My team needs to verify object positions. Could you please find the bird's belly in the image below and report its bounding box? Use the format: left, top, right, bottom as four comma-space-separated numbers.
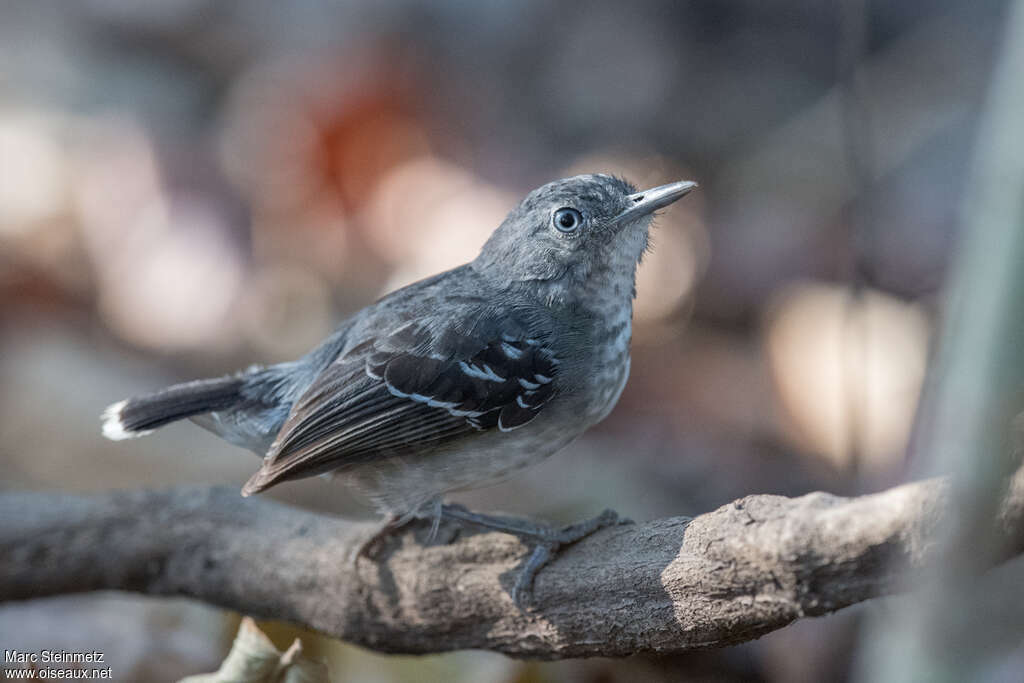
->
583, 354, 631, 423
340, 324, 634, 516
339, 416, 579, 515
577, 309, 633, 424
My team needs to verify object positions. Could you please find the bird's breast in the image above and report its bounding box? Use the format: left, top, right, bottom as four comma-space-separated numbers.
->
578, 307, 633, 423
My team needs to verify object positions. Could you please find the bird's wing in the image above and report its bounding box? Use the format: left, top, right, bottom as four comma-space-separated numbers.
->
241, 314, 559, 495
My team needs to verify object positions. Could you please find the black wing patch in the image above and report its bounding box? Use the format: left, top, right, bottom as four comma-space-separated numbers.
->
241, 322, 558, 495
374, 333, 557, 432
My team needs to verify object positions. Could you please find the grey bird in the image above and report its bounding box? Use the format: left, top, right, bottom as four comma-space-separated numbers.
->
102, 173, 697, 605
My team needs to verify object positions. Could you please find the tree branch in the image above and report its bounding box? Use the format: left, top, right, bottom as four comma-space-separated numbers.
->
2, 473, 1023, 659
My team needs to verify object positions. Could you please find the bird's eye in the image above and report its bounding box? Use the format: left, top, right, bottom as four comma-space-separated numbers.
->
552, 207, 583, 233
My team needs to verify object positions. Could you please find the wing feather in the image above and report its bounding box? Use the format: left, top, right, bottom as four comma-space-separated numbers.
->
241, 315, 559, 495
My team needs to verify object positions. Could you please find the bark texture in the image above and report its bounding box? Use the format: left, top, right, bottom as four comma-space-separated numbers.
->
2, 473, 1023, 658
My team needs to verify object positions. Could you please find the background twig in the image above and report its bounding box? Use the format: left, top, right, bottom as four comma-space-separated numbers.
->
858, 0, 1024, 679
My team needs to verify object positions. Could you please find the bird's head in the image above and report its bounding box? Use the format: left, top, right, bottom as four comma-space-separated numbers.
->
473, 174, 697, 306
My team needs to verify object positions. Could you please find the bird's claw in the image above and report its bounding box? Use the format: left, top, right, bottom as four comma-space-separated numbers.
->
351, 515, 407, 566
510, 508, 632, 609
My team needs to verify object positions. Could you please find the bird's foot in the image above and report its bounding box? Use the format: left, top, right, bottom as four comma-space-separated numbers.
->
351, 514, 409, 566
440, 504, 632, 609
353, 500, 454, 565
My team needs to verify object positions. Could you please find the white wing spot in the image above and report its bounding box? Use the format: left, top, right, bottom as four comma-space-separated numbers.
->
500, 342, 523, 359
413, 393, 458, 409
498, 414, 526, 432
459, 361, 506, 382
516, 394, 542, 409
449, 408, 484, 417
387, 384, 472, 413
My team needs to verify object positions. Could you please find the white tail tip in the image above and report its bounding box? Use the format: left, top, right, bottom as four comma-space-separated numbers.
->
101, 400, 152, 441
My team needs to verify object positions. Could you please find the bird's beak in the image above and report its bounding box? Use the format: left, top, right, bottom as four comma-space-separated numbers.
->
614, 180, 698, 227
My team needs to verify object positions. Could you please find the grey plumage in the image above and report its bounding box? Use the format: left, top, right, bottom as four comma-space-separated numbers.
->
102, 173, 696, 538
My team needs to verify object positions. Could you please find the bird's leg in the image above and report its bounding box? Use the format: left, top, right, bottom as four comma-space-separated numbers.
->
440, 503, 631, 608
353, 499, 448, 565
352, 513, 409, 565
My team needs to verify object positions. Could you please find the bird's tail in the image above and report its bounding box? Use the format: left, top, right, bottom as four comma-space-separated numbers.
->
101, 376, 246, 441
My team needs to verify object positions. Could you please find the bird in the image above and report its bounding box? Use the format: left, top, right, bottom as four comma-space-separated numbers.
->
101, 173, 697, 606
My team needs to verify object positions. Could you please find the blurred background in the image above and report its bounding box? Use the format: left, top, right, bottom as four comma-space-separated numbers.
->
0, 0, 1016, 680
